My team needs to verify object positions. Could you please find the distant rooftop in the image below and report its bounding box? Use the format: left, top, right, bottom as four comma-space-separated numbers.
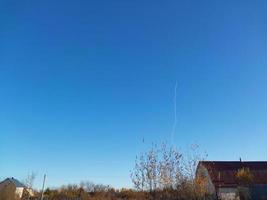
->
1, 177, 26, 188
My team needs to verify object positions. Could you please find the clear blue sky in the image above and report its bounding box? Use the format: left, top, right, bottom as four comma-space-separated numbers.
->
1, 0, 267, 189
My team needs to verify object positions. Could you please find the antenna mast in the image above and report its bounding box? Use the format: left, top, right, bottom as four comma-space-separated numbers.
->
40, 174, 46, 200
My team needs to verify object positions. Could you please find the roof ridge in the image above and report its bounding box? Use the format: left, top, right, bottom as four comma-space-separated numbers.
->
4, 177, 26, 188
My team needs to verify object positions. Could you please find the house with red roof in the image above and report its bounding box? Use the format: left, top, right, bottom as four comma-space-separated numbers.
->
196, 161, 267, 200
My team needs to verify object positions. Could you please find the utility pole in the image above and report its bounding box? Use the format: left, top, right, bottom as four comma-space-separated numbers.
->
40, 174, 46, 200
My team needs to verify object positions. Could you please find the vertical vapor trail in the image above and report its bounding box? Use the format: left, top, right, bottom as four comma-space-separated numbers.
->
171, 81, 178, 144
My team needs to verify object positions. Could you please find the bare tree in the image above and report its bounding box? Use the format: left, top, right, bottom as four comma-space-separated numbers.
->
24, 172, 36, 190
131, 144, 160, 193
21, 171, 36, 200
159, 144, 182, 189
131, 143, 208, 200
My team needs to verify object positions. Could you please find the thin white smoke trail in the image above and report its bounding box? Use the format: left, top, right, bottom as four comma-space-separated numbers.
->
171, 81, 178, 144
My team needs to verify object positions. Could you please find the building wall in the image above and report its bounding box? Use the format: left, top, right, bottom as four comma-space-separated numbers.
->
249, 185, 267, 200
218, 188, 239, 200
0, 182, 17, 198
196, 165, 240, 200
15, 187, 25, 198
0, 181, 25, 199
196, 164, 216, 195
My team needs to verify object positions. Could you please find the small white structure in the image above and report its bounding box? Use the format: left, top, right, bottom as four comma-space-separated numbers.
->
0, 177, 30, 198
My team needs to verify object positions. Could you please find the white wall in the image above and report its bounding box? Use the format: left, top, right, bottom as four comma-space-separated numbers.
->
15, 187, 24, 198
218, 188, 239, 200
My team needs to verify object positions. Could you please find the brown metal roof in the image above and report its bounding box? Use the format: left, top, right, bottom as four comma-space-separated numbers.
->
198, 161, 267, 188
